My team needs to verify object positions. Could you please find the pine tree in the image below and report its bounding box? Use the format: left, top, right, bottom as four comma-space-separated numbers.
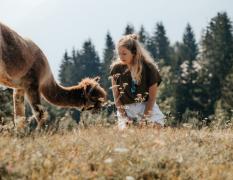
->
59, 50, 73, 86
123, 24, 135, 35
154, 22, 171, 66
216, 67, 233, 120
79, 39, 101, 78
174, 24, 200, 120
145, 35, 157, 59
150, 23, 174, 120
138, 25, 148, 45
182, 24, 198, 61
70, 50, 83, 84
201, 12, 233, 115
59, 40, 101, 85
102, 32, 115, 100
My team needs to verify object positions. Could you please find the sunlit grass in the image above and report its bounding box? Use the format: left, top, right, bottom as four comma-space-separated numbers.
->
0, 113, 233, 179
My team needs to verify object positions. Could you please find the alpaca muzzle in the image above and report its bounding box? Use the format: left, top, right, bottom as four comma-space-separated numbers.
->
81, 97, 105, 112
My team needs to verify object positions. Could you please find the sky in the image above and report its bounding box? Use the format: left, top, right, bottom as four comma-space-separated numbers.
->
0, 0, 233, 80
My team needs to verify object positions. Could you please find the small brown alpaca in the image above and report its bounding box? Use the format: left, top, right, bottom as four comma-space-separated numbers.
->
0, 22, 106, 129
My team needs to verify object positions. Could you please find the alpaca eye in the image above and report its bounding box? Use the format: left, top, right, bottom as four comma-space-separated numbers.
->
92, 97, 98, 101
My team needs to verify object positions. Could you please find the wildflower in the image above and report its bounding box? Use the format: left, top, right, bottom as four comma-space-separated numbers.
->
123, 83, 128, 88
114, 147, 129, 153
104, 158, 113, 164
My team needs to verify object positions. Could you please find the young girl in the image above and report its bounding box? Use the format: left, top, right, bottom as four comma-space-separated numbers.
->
110, 34, 165, 129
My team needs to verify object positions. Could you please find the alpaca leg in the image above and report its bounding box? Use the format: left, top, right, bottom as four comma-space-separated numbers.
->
13, 89, 26, 129
26, 89, 48, 129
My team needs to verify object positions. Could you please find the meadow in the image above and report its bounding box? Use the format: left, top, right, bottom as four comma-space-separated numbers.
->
0, 113, 233, 180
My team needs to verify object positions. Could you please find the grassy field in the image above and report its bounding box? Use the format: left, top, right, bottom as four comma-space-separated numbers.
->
0, 119, 233, 180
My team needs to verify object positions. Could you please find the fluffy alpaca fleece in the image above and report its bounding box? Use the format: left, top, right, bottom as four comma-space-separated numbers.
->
0, 22, 106, 129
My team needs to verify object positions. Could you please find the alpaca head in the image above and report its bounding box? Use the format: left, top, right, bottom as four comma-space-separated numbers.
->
79, 77, 107, 112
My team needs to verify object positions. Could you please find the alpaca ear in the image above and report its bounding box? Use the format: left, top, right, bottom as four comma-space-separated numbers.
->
94, 76, 100, 82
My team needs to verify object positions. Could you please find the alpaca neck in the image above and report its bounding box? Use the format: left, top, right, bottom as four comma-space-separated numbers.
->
41, 78, 85, 108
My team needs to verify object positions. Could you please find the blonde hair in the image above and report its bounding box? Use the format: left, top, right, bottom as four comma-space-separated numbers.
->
111, 33, 158, 84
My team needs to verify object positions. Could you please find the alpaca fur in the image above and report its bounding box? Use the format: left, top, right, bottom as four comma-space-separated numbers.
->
0, 22, 106, 129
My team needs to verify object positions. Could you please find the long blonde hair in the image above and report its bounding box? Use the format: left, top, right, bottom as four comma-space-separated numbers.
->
111, 34, 158, 84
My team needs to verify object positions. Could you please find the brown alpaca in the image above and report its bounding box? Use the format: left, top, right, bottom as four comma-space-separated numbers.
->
0, 22, 106, 129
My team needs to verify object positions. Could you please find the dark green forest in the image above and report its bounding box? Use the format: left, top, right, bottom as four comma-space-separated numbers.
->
1, 12, 232, 126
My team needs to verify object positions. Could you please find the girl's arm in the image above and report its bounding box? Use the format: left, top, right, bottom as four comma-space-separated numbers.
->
143, 83, 158, 119
111, 78, 126, 117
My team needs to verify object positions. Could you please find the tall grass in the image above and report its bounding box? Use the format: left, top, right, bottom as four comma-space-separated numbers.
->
0, 112, 232, 179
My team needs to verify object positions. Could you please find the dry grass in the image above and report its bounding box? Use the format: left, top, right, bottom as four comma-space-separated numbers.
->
0, 122, 233, 179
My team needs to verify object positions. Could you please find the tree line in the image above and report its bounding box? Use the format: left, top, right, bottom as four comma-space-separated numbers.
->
1, 12, 232, 125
